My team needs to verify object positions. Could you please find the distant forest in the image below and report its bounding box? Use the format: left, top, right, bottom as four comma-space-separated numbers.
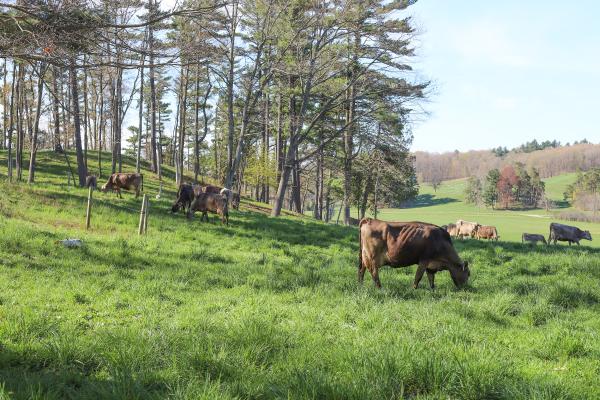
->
415, 141, 600, 185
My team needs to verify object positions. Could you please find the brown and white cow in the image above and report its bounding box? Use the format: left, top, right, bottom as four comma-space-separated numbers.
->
219, 188, 241, 210
475, 225, 499, 241
548, 222, 592, 246
456, 219, 480, 239
522, 233, 547, 245
101, 173, 143, 198
358, 219, 470, 289
187, 192, 229, 225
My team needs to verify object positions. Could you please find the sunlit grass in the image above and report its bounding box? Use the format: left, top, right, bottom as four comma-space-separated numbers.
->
0, 150, 599, 399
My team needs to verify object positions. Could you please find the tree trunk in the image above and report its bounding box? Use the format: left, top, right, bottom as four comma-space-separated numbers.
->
176, 65, 189, 186
15, 64, 24, 181
70, 62, 87, 186
271, 135, 297, 217
7, 61, 16, 181
148, 0, 159, 175
1, 60, 6, 150
136, 51, 145, 173
27, 62, 46, 183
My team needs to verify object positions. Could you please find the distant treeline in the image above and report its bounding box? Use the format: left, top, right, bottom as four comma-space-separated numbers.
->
416, 142, 600, 184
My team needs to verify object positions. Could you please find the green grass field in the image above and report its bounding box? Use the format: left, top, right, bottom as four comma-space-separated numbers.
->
371, 175, 600, 247
1, 150, 600, 399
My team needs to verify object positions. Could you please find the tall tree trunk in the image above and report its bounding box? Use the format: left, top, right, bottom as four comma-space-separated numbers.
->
225, 5, 237, 175
70, 61, 87, 187
98, 70, 104, 177
83, 59, 89, 170
176, 65, 189, 186
148, 0, 159, 175
193, 62, 200, 182
261, 91, 268, 202
52, 67, 61, 150
28, 62, 46, 183
136, 51, 145, 173
7, 61, 16, 181
15, 64, 24, 181
1, 60, 6, 150
276, 90, 283, 183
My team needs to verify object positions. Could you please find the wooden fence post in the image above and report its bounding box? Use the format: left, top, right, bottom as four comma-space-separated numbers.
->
138, 194, 148, 235
143, 196, 149, 234
85, 186, 93, 230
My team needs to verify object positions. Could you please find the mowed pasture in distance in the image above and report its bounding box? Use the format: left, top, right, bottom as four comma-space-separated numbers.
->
373, 175, 600, 247
1, 150, 600, 399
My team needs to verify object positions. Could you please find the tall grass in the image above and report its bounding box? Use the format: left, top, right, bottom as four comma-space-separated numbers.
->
0, 151, 599, 399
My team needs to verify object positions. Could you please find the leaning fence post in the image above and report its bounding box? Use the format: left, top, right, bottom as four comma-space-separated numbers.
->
85, 186, 93, 230
143, 196, 149, 234
138, 194, 148, 235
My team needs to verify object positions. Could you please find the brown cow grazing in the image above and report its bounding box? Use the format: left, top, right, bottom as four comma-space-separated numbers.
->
187, 192, 229, 225
202, 184, 222, 194
171, 183, 195, 213
475, 225, 499, 241
522, 233, 547, 245
358, 219, 470, 289
548, 222, 592, 246
219, 188, 241, 210
101, 173, 143, 198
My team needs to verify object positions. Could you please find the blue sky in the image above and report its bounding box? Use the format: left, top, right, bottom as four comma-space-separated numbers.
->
407, 1, 600, 152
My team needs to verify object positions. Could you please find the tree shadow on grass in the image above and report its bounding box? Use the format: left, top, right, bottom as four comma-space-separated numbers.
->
400, 194, 459, 209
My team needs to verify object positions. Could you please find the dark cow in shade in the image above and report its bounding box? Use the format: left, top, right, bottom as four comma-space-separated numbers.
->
171, 183, 195, 213
548, 222, 592, 245
187, 192, 229, 225
522, 233, 547, 245
101, 173, 143, 198
358, 218, 470, 289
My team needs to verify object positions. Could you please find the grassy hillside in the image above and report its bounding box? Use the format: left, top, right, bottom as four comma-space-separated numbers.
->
372, 174, 600, 247
1, 151, 600, 399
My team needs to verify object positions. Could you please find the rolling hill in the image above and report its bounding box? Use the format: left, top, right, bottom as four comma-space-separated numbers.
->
0, 150, 600, 399
372, 174, 600, 247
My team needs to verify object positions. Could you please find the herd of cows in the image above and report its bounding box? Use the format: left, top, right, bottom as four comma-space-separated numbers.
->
95, 173, 594, 290
93, 172, 239, 225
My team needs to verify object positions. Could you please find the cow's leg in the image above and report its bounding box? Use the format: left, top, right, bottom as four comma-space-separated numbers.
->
135, 186, 140, 198
576, 240, 580, 246
369, 267, 382, 289
358, 263, 366, 284
117, 189, 123, 199
427, 270, 436, 290
413, 263, 426, 289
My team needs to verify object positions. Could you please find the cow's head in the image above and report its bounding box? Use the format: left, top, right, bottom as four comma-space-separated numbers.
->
581, 230, 592, 241
171, 202, 181, 213
449, 261, 470, 287
471, 224, 481, 238
100, 182, 111, 192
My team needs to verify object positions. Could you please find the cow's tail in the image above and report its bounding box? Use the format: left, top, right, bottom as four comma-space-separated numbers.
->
358, 218, 368, 271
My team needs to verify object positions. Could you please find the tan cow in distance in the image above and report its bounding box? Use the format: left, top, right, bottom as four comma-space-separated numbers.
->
101, 173, 143, 198
358, 219, 470, 289
456, 219, 480, 239
475, 225, 499, 241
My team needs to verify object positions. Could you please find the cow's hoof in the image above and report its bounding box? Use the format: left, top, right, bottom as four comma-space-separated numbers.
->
413, 284, 418, 289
